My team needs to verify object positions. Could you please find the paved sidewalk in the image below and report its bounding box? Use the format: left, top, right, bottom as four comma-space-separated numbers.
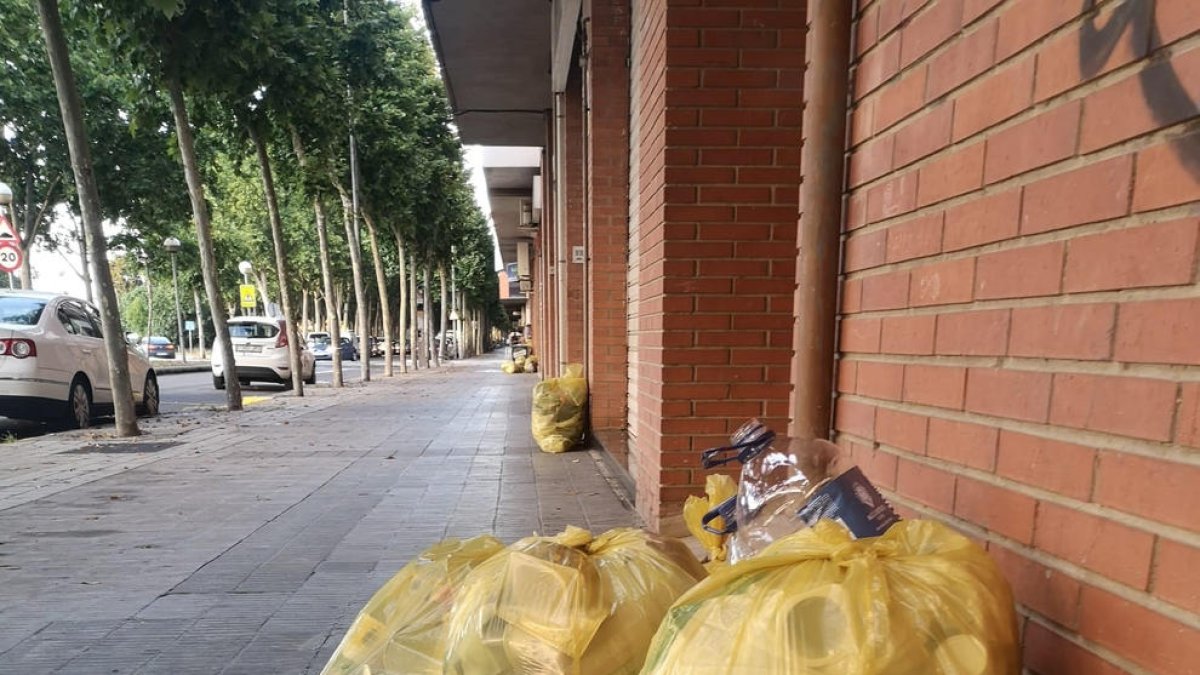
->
0, 352, 639, 674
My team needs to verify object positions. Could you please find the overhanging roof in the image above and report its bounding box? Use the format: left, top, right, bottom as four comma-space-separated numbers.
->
423, 0, 552, 147
482, 147, 540, 266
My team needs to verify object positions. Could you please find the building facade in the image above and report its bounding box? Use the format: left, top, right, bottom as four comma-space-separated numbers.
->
424, 0, 1200, 671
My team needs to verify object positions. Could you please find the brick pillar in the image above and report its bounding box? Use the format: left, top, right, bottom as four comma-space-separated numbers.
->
586, 0, 631, 463
563, 72, 587, 367
543, 116, 560, 377
629, 0, 805, 532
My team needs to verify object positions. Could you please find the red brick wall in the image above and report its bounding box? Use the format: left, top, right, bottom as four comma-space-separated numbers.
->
836, 0, 1200, 671
586, 0, 632, 453
629, 0, 668, 519
629, 0, 805, 532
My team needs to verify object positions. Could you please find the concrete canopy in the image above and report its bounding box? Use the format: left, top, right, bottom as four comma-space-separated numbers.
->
422, 0, 552, 147
481, 147, 541, 267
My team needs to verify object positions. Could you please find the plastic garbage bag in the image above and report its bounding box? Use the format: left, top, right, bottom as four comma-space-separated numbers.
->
445, 526, 706, 675
320, 535, 505, 675
683, 473, 738, 565
531, 363, 587, 453
641, 520, 1020, 675
502, 361, 518, 374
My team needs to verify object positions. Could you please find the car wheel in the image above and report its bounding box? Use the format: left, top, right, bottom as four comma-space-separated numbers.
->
66, 378, 92, 429
213, 374, 225, 390
305, 367, 317, 385
141, 373, 160, 417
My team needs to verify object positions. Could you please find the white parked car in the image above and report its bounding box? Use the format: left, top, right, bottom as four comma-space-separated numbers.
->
212, 317, 316, 389
0, 291, 158, 428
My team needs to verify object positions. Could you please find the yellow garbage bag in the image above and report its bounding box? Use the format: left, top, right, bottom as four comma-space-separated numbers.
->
683, 473, 737, 564
531, 363, 587, 453
320, 535, 505, 675
445, 526, 706, 675
501, 361, 517, 374
641, 520, 1020, 675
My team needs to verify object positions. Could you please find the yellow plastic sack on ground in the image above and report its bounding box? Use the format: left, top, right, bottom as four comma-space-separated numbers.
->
683, 473, 737, 565
445, 526, 706, 675
531, 363, 587, 453
321, 535, 505, 675
642, 520, 1020, 675
502, 361, 518, 374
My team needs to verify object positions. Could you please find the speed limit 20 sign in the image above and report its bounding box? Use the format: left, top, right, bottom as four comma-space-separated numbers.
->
0, 242, 22, 274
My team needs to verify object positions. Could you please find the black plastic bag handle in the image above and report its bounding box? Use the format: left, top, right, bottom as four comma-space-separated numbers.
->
700, 430, 776, 469
701, 495, 738, 535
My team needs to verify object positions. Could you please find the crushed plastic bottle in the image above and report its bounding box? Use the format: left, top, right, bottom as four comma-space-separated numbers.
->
701, 419, 899, 563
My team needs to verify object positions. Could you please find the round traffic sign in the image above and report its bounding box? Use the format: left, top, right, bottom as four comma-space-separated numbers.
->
0, 241, 23, 274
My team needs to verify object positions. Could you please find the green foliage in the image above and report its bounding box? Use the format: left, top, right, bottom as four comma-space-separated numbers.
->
22, 0, 504, 337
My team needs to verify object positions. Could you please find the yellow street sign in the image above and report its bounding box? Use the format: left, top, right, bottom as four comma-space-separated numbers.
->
239, 284, 257, 309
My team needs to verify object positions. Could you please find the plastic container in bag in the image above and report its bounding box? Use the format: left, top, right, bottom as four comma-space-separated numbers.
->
641, 520, 1021, 675
701, 420, 898, 562
320, 535, 506, 675
444, 526, 705, 675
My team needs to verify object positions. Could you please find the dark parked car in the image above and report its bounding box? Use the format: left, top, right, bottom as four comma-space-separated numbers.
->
339, 337, 359, 361
140, 336, 177, 359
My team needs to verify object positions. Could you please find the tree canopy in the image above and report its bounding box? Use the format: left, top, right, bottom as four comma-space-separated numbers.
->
5, 0, 501, 347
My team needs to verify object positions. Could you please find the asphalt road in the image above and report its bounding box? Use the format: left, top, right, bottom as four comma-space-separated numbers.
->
0, 357, 403, 437
159, 357, 394, 413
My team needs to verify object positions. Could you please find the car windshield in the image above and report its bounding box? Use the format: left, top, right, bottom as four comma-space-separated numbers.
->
0, 297, 47, 326
147, 337, 170, 345
309, 334, 331, 345
228, 323, 279, 339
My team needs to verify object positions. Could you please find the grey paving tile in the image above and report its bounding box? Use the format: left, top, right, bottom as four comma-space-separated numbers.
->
0, 353, 639, 673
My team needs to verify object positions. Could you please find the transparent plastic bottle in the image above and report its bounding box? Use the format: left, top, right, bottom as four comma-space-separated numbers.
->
703, 419, 899, 563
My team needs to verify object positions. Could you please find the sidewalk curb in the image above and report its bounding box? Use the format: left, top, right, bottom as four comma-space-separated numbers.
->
153, 364, 211, 374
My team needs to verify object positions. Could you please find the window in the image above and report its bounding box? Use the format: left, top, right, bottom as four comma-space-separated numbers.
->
61, 302, 101, 339
0, 297, 47, 326
83, 304, 104, 338
228, 322, 279, 339
57, 307, 79, 335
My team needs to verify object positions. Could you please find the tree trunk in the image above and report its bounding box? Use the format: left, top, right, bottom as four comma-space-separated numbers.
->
333, 183, 370, 382
301, 291, 309, 334
316, 200, 343, 387
362, 211, 393, 377
36, 0, 141, 434
395, 233, 408, 374
17, 173, 57, 290
409, 251, 419, 371
19, 250, 32, 290
72, 213, 93, 303
255, 270, 272, 315
164, 73, 241, 409
438, 264, 449, 361
424, 265, 436, 368
249, 124, 303, 395
144, 266, 153, 342
290, 129, 341, 387
193, 288, 206, 358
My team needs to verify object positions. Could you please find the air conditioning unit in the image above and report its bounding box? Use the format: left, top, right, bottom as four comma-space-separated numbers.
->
531, 177, 542, 225
517, 241, 531, 278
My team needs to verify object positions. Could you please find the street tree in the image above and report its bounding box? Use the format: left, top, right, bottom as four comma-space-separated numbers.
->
34, 0, 139, 434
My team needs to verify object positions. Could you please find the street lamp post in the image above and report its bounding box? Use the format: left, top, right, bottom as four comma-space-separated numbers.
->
238, 260, 254, 316
0, 182, 14, 289
163, 237, 186, 363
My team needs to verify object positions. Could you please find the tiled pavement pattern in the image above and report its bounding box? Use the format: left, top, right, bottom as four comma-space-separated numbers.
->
0, 352, 639, 674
